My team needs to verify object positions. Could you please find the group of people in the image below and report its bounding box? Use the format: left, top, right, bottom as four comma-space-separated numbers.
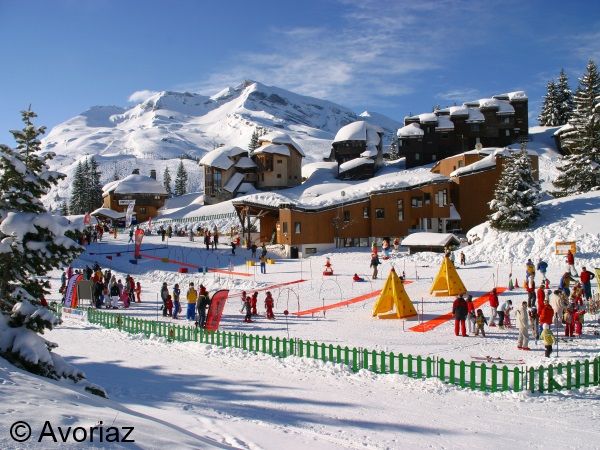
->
452, 252, 596, 358
61, 263, 141, 309
240, 291, 275, 322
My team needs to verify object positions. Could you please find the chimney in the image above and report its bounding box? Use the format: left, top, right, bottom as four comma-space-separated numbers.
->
150, 169, 157, 180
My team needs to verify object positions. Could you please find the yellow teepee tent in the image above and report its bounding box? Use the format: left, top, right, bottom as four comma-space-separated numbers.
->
372, 268, 417, 319
430, 256, 466, 297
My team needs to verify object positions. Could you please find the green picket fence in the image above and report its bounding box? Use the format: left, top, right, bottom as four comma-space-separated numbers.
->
79, 307, 600, 394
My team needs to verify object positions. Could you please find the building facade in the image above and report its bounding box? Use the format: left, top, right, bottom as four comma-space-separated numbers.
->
397, 91, 529, 168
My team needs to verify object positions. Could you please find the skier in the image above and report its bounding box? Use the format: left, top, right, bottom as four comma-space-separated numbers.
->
497, 300, 512, 330
536, 285, 546, 313
563, 305, 575, 337
166, 295, 173, 317
460, 251, 466, 266
579, 266, 596, 301
539, 299, 554, 329
251, 291, 259, 316
160, 282, 169, 317
515, 301, 530, 350
260, 254, 267, 274
264, 291, 275, 319
197, 289, 210, 327
489, 287, 499, 327
172, 283, 181, 319
109, 277, 120, 309
241, 291, 252, 323
559, 272, 576, 297
186, 282, 197, 321
526, 276, 536, 307
474, 309, 487, 337
135, 281, 142, 303
128, 228, 134, 243
466, 295, 476, 334
566, 249, 576, 276
452, 293, 468, 337
525, 258, 535, 281
529, 305, 540, 341
370, 253, 380, 280
550, 289, 567, 327
536, 258, 548, 281
573, 307, 585, 336
540, 324, 555, 357
231, 239, 236, 255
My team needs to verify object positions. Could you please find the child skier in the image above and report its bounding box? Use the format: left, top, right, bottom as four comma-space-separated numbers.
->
166, 295, 173, 317
251, 291, 258, 316
466, 295, 476, 335
186, 282, 197, 321
265, 291, 275, 319
135, 281, 142, 303
474, 309, 487, 337
573, 307, 585, 336
540, 324, 555, 357
241, 292, 252, 323
172, 283, 181, 319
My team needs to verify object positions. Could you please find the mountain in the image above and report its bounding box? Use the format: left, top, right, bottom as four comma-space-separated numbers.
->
41, 81, 401, 209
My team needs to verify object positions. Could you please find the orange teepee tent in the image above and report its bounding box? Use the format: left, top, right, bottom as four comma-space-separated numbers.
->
372, 268, 417, 319
430, 256, 466, 297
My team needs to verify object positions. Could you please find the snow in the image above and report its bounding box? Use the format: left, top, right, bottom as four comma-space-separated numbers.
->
435, 115, 455, 130
91, 207, 126, 219
360, 148, 378, 158
338, 157, 374, 173
450, 152, 497, 177
332, 121, 383, 146
397, 123, 424, 137
258, 131, 306, 157
401, 232, 458, 247
223, 172, 245, 193
417, 112, 438, 123
199, 146, 243, 170
102, 174, 167, 196
234, 156, 257, 169
253, 143, 290, 156
466, 107, 485, 123
449, 105, 469, 116
495, 91, 528, 101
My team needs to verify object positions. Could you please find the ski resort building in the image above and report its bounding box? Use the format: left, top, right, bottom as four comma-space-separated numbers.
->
432, 148, 539, 231
232, 171, 456, 257
200, 146, 257, 205
397, 91, 529, 168
102, 172, 169, 223
254, 132, 304, 189
327, 121, 384, 180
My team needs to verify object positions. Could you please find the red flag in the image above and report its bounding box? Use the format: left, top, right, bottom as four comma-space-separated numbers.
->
83, 212, 91, 225
134, 228, 145, 258
204, 290, 230, 331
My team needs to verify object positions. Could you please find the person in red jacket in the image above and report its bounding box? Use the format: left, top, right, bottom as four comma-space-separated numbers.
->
264, 291, 275, 319
452, 293, 468, 337
536, 286, 546, 313
539, 300, 554, 327
466, 295, 476, 334
251, 291, 258, 316
566, 250, 576, 276
489, 288, 499, 327
580, 266, 596, 301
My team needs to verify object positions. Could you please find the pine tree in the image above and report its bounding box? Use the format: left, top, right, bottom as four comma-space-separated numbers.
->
556, 69, 574, 125
88, 157, 103, 212
163, 167, 173, 197
0, 109, 91, 383
69, 161, 86, 214
174, 160, 188, 196
81, 158, 91, 212
60, 200, 69, 216
248, 129, 260, 152
538, 80, 560, 126
554, 60, 600, 196
488, 146, 541, 231
387, 138, 400, 159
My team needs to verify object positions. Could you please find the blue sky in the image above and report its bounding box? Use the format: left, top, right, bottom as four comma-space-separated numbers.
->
1, 0, 599, 142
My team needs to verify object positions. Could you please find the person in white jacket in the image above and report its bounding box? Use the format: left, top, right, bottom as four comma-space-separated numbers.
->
515, 301, 530, 350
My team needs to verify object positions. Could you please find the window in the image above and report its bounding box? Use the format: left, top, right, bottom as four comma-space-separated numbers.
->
411, 197, 423, 208
505, 129, 510, 136
431, 154, 436, 161
294, 222, 301, 233
139, 207, 147, 214
436, 189, 448, 206
276, 174, 282, 178
397, 199, 404, 221
502, 117, 511, 124
305, 247, 317, 255
363, 207, 369, 218
214, 171, 222, 187
458, 160, 464, 168
282, 222, 288, 234
471, 124, 480, 132
343, 210, 350, 222
414, 153, 420, 161
424, 192, 431, 205
375, 208, 385, 219
277, 159, 283, 164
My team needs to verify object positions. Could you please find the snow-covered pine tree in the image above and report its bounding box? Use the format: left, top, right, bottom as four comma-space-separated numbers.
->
174, 160, 188, 196
553, 59, 600, 196
163, 166, 173, 197
88, 156, 103, 212
488, 146, 541, 231
81, 158, 91, 212
538, 80, 560, 126
69, 161, 85, 214
60, 200, 69, 216
0, 109, 97, 387
387, 138, 400, 160
556, 69, 574, 125
248, 128, 260, 152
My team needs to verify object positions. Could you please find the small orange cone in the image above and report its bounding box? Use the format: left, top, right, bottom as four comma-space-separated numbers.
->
514, 278, 519, 288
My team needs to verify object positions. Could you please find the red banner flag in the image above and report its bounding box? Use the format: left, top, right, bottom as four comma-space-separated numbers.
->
83, 212, 91, 225
204, 290, 230, 331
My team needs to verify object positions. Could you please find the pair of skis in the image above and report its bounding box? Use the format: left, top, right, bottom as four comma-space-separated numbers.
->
471, 355, 526, 365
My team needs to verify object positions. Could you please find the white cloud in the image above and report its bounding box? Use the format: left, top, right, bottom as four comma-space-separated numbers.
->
128, 90, 159, 103
436, 89, 481, 103
178, 0, 488, 109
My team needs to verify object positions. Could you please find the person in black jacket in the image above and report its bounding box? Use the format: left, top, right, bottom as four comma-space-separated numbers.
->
452, 293, 468, 337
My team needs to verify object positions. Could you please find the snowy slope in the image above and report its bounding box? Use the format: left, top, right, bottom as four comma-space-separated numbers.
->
40, 81, 400, 210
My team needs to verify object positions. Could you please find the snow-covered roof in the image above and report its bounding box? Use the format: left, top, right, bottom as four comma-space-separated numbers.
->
258, 132, 305, 157
234, 156, 257, 169
465, 108, 485, 123
91, 207, 126, 219
494, 91, 528, 101
339, 157, 374, 173
449, 147, 537, 177
397, 123, 424, 138
360, 148, 378, 158
254, 143, 290, 157
237, 182, 255, 194
223, 172, 245, 193
418, 113, 438, 123
333, 121, 383, 146
435, 115, 454, 131
478, 98, 501, 109
449, 105, 469, 117
200, 145, 247, 170
401, 232, 459, 247
102, 174, 167, 196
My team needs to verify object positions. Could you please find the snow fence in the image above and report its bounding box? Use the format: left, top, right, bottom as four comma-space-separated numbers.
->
70, 307, 600, 395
